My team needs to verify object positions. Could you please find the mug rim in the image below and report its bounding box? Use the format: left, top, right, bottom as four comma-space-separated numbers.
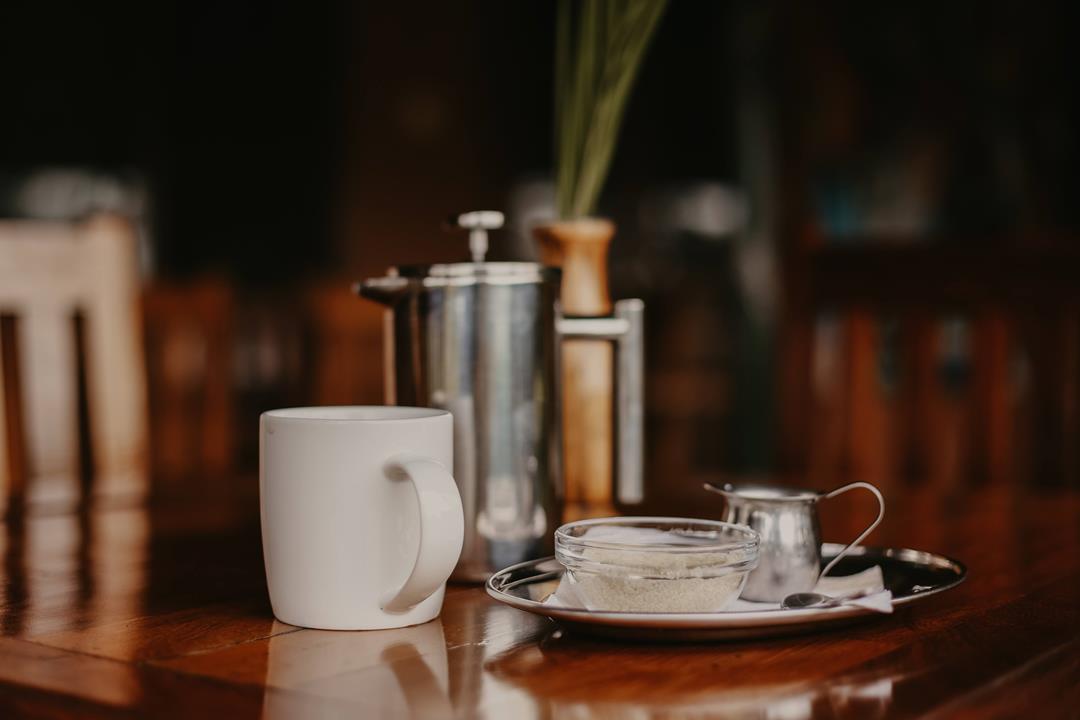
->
262, 406, 449, 423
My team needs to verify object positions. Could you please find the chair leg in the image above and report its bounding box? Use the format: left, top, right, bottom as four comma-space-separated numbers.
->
73, 312, 96, 502
1, 315, 29, 515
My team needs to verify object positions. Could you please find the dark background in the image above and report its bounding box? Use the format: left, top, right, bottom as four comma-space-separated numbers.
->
5, 1, 1076, 269
1, 1, 746, 277
2, 0, 1078, 500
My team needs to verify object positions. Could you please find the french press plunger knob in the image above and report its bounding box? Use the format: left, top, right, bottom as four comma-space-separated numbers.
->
447, 210, 504, 263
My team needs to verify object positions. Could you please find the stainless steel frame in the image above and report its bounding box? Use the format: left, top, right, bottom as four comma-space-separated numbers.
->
558, 299, 645, 505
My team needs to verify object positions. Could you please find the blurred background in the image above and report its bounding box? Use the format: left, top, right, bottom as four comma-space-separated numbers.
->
1, 0, 1078, 514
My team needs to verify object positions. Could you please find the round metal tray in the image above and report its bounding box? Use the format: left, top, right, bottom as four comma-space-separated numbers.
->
485, 543, 966, 641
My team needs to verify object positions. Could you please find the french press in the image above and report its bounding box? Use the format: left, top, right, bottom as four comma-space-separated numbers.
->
356, 211, 644, 581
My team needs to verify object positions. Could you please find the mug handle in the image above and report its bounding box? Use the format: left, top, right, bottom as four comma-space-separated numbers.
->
818, 481, 886, 580
381, 455, 464, 612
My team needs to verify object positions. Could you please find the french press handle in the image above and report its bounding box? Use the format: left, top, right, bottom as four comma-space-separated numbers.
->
557, 299, 645, 504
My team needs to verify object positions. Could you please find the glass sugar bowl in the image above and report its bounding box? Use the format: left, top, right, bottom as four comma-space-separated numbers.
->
554, 517, 760, 613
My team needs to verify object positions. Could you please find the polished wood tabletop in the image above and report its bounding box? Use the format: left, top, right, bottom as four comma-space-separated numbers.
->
0, 479, 1077, 719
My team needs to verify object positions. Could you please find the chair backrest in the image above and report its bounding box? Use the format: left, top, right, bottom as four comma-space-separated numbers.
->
778, 245, 1080, 491
142, 280, 380, 477
142, 278, 234, 482
0, 214, 147, 510
305, 282, 385, 407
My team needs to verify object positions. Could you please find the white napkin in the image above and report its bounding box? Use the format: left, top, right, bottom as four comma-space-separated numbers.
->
729, 566, 893, 614
543, 565, 892, 614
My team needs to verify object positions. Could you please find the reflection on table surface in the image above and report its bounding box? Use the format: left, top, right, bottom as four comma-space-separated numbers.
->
0, 482, 1077, 718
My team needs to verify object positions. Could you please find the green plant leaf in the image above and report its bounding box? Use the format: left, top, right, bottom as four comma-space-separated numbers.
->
554, 0, 669, 219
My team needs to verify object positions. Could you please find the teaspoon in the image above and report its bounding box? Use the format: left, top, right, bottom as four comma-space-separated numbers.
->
780, 588, 874, 610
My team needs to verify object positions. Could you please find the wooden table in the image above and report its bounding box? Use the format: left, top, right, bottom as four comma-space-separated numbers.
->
0, 480, 1077, 718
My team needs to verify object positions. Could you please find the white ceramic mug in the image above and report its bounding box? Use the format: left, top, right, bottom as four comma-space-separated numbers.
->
260, 406, 464, 630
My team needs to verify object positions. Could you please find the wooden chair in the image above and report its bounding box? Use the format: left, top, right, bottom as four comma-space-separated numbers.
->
778, 243, 1080, 491
305, 281, 385, 407
142, 278, 234, 483
144, 281, 378, 477
0, 214, 147, 512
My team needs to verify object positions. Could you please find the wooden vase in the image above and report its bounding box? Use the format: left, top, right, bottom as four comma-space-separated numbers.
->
533, 218, 616, 518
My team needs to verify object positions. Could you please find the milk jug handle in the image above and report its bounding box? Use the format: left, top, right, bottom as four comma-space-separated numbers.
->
818, 481, 886, 581
557, 299, 645, 505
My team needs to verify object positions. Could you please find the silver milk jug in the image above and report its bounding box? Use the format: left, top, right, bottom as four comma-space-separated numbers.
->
705, 480, 885, 602
356, 211, 645, 581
